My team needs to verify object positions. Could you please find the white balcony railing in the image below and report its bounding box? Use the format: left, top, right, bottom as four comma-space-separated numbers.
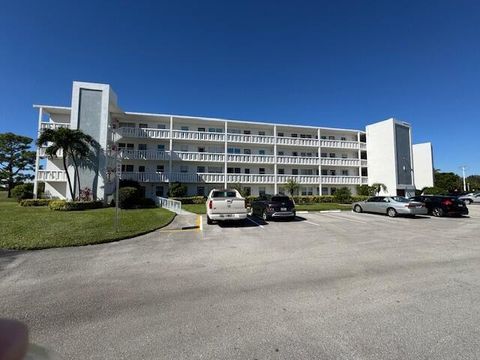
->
156, 197, 182, 212
40, 122, 70, 130
120, 172, 169, 182
277, 175, 320, 184
321, 175, 362, 185
117, 127, 170, 139
37, 170, 67, 182
276, 137, 319, 147
277, 156, 319, 165
227, 133, 275, 145
320, 139, 359, 149
227, 154, 275, 164
226, 174, 275, 183
38, 147, 64, 158
173, 151, 224, 162
321, 158, 361, 167
121, 149, 169, 160
172, 130, 225, 142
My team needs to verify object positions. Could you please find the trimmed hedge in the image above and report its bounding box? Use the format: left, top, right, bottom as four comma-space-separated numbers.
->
48, 200, 104, 211
11, 184, 34, 201
118, 187, 140, 209
20, 199, 52, 207
170, 196, 206, 204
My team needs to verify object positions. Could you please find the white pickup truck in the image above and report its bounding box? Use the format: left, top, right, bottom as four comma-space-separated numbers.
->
206, 189, 248, 225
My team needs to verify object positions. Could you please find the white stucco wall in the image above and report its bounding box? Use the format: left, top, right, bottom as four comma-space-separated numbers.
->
413, 142, 434, 189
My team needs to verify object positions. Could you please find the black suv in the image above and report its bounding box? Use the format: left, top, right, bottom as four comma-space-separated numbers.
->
250, 194, 296, 221
409, 195, 468, 217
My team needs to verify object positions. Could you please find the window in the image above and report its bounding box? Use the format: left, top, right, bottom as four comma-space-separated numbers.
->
180, 145, 188, 152
180, 166, 188, 173
157, 124, 166, 129
301, 187, 314, 196
227, 167, 240, 174
119, 122, 135, 128
126, 143, 134, 149
321, 152, 327, 158
306, 152, 312, 157
259, 149, 266, 155
157, 144, 165, 151
322, 187, 329, 195
300, 152, 306, 157
329, 153, 336, 158
278, 151, 284, 156
198, 127, 206, 132
208, 166, 223, 173
209, 127, 223, 133
320, 135, 327, 139
291, 133, 298, 137
258, 131, 265, 136
118, 143, 126, 149
259, 168, 265, 174
156, 165, 164, 172
244, 130, 251, 134
138, 166, 145, 173
197, 166, 205, 173
234, 168, 241, 173
278, 168, 285, 174
259, 187, 266, 196
292, 169, 298, 175
300, 169, 313, 175
292, 152, 298, 157
341, 153, 348, 159
342, 170, 349, 176
328, 136, 335, 140
229, 128, 241, 134
227, 147, 241, 154
244, 149, 251, 154
277, 132, 284, 137
244, 168, 250, 174
321, 169, 328, 175
121, 164, 134, 172
181, 126, 189, 131
156, 186, 164, 197
330, 170, 336, 176
341, 136, 346, 141
139, 124, 148, 128
138, 144, 147, 151
330, 187, 337, 195
197, 186, 205, 196
198, 147, 205, 153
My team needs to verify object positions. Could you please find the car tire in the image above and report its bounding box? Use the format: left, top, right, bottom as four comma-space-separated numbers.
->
247, 207, 253, 216
432, 207, 444, 217
262, 210, 269, 221
387, 208, 397, 217
207, 216, 213, 225
466, 199, 473, 204
353, 205, 363, 213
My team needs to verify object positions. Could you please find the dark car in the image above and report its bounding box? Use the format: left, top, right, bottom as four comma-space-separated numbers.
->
250, 194, 296, 221
409, 195, 469, 217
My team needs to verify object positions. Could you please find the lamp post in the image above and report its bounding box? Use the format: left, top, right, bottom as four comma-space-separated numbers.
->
460, 165, 467, 192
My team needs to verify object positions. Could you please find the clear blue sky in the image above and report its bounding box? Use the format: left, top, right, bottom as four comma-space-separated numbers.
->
0, 0, 478, 175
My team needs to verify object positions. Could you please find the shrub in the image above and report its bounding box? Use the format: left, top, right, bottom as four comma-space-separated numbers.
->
136, 197, 157, 208
11, 183, 34, 201
48, 200, 104, 211
421, 186, 446, 195
351, 195, 369, 202
334, 187, 352, 203
20, 199, 52, 207
170, 196, 205, 204
168, 182, 187, 197
118, 187, 140, 209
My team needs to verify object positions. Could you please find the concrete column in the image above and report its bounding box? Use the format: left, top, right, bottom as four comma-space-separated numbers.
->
318, 128, 322, 196
224, 121, 228, 188
357, 131, 362, 191
33, 107, 43, 199
168, 116, 173, 189
273, 125, 277, 194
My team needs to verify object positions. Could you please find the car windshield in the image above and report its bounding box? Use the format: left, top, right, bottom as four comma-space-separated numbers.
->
212, 191, 236, 198
391, 196, 409, 203
271, 196, 290, 202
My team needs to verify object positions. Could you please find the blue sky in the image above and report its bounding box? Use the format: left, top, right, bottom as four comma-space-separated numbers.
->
0, 0, 478, 175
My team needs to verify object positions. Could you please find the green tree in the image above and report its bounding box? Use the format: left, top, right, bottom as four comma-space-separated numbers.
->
36, 128, 94, 199
372, 183, 387, 195
285, 179, 299, 196
0, 132, 36, 197
334, 187, 352, 203
466, 175, 480, 191
434, 170, 462, 193
356, 184, 375, 196
167, 182, 187, 197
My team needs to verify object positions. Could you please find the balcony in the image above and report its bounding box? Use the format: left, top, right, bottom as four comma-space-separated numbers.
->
172, 130, 224, 142
117, 127, 170, 139
37, 170, 67, 182
277, 156, 318, 165
121, 149, 169, 160
227, 154, 275, 164
40, 122, 70, 130
227, 133, 275, 145
320, 158, 363, 167
38, 147, 64, 158
277, 136, 318, 147
120, 172, 169, 182
173, 151, 224, 162
277, 175, 320, 184
320, 139, 360, 149
321, 175, 362, 185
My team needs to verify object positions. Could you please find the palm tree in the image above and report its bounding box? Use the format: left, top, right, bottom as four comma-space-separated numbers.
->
285, 179, 299, 196
37, 128, 94, 199
371, 183, 387, 195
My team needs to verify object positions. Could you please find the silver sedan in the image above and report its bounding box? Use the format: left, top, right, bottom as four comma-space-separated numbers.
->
353, 196, 428, 217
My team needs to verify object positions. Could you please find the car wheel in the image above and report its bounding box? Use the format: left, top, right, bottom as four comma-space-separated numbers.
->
353, 205, 363, 213
262, 210, 268, 221
207, 216, 213, 225
247, 207, 253, 216
432, 207, 444, 217
466, 199, 473, 204
387, 208, 397, 217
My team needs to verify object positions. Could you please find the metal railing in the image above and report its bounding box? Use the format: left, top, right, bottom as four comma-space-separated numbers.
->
40, 122, 70, 130
157, 197, 182, 212
37, 170, 67, 182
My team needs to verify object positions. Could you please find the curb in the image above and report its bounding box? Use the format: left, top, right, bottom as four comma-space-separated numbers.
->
297, 210, 343, 214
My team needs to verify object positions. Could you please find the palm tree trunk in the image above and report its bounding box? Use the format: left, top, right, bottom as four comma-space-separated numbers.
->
71, 156, 80, 200
62, 155, 74, 200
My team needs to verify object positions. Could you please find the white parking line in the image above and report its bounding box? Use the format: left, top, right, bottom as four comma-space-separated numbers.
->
313, 212, 368, 224
304, 220, 321, 226
246, 217, 265, 229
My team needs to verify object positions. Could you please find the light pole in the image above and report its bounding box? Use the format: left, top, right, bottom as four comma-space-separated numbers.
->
460, 165, 467, 192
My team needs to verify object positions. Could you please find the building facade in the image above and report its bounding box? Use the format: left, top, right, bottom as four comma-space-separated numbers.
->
33, 82, 433, 201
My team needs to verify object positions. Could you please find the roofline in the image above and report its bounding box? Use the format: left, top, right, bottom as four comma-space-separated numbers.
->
121, 111, 365, 133
33, 104, 71, 110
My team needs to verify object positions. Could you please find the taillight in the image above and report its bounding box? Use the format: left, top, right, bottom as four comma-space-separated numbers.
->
208, 200, 213, 209
441, 199, 453, 206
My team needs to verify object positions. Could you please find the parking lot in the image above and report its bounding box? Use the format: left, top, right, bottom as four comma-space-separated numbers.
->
1, 206, 480, 359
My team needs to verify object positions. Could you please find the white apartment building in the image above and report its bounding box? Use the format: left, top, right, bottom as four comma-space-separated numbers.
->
33, 81, 434, 201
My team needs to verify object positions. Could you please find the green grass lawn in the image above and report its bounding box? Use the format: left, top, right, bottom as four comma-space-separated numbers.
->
182, 202, 351, 214
0, 192, 175, 250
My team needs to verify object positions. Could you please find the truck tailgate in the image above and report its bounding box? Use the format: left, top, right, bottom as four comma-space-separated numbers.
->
211, 198, 246, 214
